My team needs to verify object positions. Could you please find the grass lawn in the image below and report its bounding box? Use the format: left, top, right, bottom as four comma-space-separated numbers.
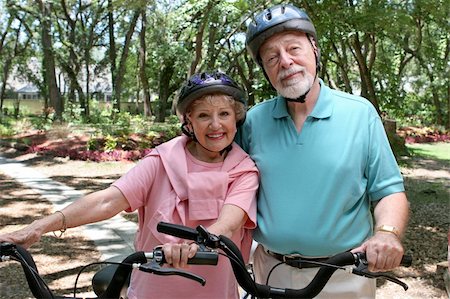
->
406, 142, 450, 161
401, 142, 449, 205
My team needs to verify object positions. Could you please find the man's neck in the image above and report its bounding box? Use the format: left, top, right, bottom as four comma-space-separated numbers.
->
286, 79, 320, 132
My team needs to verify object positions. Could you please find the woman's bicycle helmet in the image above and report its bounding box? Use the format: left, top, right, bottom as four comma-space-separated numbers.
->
246, 4, 318, 66
177, 71, 247, 118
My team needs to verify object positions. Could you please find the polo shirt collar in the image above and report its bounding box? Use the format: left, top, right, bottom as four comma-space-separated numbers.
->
272, 79, 333, 120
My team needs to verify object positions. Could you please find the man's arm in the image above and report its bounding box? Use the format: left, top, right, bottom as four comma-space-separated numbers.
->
352, 192, 409, 272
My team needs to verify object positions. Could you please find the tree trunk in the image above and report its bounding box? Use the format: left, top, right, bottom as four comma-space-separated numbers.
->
350, 33, 380, 115
139, 10, 152, 118
157, 63, 174, 122
431, 86, 443, 126
85, 53, 91, 118
107, 0, 117, 111
447, 82, 450, 129
108, 6, 140, 111
188, 15, 208, 76
331, 39, 352, 93
38, 0, 62, 120
82, 6, 105, 119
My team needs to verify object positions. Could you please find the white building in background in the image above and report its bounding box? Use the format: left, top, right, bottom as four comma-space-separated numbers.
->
16, 84, 40, 100
6, 57, 113, 101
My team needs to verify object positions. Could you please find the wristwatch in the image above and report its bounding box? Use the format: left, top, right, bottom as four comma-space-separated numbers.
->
375, 225, 400, 238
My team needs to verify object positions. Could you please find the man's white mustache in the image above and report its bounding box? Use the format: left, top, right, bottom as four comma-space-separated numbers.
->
278, 66, 305, 81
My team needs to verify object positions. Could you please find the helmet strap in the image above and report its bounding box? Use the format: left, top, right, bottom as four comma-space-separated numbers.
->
306, 34, 321, 76
181, 122, 197, 141
284, 89, 309, 103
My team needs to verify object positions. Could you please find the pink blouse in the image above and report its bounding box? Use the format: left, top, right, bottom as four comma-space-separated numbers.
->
112, 136, 258, 299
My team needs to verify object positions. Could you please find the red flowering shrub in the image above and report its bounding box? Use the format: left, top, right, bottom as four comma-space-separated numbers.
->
397, 127, 450, 144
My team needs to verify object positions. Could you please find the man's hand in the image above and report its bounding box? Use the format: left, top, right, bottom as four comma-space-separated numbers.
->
351, 232, 404, 272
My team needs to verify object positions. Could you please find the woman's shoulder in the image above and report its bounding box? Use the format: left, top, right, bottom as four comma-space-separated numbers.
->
226, 143, 258, 172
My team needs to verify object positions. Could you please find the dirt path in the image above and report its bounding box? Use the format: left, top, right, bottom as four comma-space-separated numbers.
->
0, 146, 448, 298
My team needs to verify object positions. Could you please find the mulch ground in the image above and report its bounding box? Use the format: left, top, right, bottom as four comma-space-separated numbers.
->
0, 172, 103, 298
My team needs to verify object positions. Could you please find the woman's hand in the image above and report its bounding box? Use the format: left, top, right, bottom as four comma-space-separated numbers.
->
161, 242, 199, 268
0, 221, 45, 249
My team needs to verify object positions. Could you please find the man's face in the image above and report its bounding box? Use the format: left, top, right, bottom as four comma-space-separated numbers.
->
259, 31, 317, 99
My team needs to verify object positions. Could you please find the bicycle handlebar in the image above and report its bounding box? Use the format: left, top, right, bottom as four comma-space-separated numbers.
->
0, 241, 218, 299
157, 221, 413, 298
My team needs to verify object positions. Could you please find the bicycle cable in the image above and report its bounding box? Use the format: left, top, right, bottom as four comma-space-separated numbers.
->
265, 259, 352, 286
12, 252, 55, 299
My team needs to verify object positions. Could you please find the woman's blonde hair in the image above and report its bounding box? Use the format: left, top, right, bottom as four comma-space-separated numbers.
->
185, 93, 246, 124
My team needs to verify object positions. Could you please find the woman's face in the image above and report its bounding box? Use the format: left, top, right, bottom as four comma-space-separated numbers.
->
186, 95, 237, 161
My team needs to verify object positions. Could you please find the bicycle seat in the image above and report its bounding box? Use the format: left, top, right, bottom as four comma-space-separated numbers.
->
92, 264, 130, 298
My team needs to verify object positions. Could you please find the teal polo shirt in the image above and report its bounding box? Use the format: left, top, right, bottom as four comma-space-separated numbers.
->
236, 82, 405, 256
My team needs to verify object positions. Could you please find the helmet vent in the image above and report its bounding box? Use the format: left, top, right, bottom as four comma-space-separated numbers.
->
265, 11, 272, 21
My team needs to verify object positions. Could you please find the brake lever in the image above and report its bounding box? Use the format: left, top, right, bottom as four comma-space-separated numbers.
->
138, 260, 206, 286
352, 258, 408, 291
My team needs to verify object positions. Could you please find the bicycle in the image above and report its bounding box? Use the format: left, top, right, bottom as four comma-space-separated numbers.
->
0, 241, 218, 299
156, 221, 413, 298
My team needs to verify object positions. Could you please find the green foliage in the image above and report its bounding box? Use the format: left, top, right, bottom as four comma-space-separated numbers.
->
0, 123, 15, 136
104, 135, 118, 152
166, 115, 180, 125
29, 116, 53, 131
0, 115, 43, 136
1, 0, 448, 129
149, 122, 181, 141
86, 137, 102, 151
62, 102, 87, 124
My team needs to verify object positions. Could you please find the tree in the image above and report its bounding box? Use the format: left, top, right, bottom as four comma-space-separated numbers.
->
107, 0, 140, 112
1, 0, 446, 128
138, 8, 152, 118
400, 0, 449, 128
37, 0, 63, 120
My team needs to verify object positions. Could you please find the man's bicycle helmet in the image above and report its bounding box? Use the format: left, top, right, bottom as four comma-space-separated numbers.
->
177, 71, 247, 117
246, 4, 318, 66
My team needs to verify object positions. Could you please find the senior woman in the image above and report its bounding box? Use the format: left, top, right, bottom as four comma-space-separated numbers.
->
0, 71, 259, 299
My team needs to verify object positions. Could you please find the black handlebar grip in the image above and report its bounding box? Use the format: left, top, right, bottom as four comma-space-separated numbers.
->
187, 251, 219, 265
400, 255, 413, 267
359, 252, 413, 267
157, 222, 199, 241
155, 248, 219, 266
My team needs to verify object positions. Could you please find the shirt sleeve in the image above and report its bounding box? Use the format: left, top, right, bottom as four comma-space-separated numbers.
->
366, 113, 405, 201
112, 155, 160, 212
224, 167, 259, 229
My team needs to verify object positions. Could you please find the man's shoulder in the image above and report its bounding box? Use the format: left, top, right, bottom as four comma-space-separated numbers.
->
325, 85, 376, 110
248, 97, 278, 115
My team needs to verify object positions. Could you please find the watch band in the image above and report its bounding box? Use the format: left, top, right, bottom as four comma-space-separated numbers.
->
375, 225, 400, 238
